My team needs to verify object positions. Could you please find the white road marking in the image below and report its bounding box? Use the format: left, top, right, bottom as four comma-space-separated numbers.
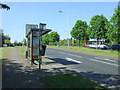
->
50, 50, 54, 51
89, 59, 118, 67
66, 57, 82, 64
94, 57, 117, 62
67, 54, 83, 58
74, 55, 83, 58
57, 52, 66, 54
67, 54, 74, 56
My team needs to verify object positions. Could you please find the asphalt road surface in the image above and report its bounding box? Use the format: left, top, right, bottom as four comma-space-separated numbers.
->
46, 47, 119, 88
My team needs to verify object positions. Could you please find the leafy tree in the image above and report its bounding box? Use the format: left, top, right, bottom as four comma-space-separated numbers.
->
88, 15, 108, 42
42, 34, 50, 45
17, 42, 22, 46
3, 35, 11, 45
70, 20, 88, 46
22, 38, 27, 46
14, 41, 18, 46
3, 35, 10, 40
49, 32, 60, 44
107, 5, 120, 44
0, 3, 10, 10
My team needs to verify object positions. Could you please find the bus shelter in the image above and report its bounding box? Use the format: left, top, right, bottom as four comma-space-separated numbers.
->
26, 23, 51, 69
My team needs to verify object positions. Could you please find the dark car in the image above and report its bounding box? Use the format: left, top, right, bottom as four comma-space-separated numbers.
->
110, 44, 120, 50
64, 44, 74, 46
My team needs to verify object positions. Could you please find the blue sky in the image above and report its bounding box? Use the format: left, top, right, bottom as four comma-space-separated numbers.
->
2, 2, 118, 42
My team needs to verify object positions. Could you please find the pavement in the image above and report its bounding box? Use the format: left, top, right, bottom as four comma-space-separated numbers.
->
2, 47, 77, 88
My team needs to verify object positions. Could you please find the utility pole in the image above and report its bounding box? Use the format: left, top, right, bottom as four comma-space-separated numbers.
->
58, 10, 70, 47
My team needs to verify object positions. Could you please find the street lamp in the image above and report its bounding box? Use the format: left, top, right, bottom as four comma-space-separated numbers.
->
0, 3, 10, 10
0, 29, 3, 47
58, 10, 70, 47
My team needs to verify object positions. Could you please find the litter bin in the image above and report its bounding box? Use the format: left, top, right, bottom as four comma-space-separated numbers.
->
41, 45, 46, 56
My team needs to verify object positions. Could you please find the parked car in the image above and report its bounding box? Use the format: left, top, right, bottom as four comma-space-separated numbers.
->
110, 44, 120, 50
64, 44, 74, 46
103, 45, 111, 50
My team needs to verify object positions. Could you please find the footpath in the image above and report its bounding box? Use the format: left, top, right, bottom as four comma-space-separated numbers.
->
2, 47, 76, 88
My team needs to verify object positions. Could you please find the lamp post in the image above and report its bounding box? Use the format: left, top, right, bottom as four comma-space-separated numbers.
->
0, 29, 3, 47
0, 3, 10, 10
58, 10, 70, 47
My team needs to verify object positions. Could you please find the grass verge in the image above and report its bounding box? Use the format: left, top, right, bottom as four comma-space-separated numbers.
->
0, 47, 12, 65
43, 73, 106, 89
17, 46, 47, 58
48, 46, 119, 59
0, 47, 12, 59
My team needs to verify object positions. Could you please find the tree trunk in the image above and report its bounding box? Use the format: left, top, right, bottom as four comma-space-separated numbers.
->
96, 38, 99, 50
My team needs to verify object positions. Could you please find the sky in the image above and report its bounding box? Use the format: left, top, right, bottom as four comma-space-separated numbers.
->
1, 2, 119, 43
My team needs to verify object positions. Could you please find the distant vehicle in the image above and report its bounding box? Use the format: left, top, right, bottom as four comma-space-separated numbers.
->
56, 44, 61, 46
10, 44, 14, 47
110, 44, 120, 50
64, 44, 74, 46
3, 44, 7, 47
85, 39, 107, 49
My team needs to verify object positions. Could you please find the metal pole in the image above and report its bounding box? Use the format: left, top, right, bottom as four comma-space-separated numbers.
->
67, 12, 70, 48
39, 30, 41, 69
59, 11, 70, 47
39, 26, 42, 69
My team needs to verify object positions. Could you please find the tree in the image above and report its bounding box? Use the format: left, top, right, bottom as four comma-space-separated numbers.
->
14, 41, 18, 46
70, 20, 88, 46
22, 38, 27, 46
107, 5, 120, 44
3, 35, 10, 40
3, 35, 11, 45
49, 32, 60, 44
42, 34, 50, 45
0, 3, 10, 10
88, 15, 108, 43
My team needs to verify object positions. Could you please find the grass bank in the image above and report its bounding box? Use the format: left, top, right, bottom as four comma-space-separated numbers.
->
0, 47, 12, 65
0, 47, 12, 59
17, 46, 47, 58
48, 46, 119, 59
43, 73, 106, 88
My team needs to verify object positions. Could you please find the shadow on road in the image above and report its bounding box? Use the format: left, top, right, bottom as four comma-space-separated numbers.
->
47, 57, 81, 65
45, 57, 119, 88
80, 71, 120, 88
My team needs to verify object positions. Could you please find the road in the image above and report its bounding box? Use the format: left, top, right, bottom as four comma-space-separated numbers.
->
45, 47, 119, 88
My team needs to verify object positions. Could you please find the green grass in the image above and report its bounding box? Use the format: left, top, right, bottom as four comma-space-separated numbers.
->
48, 46, 119, 59
43, 73, 106, 89
16, 46, 119, 59
0, 47, 12, 59
0, 47, 12, 65
17, 46, 26, 57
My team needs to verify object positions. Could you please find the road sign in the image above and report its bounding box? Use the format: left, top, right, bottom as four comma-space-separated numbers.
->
4, 40, 10, 44
26, 24, 38, 36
